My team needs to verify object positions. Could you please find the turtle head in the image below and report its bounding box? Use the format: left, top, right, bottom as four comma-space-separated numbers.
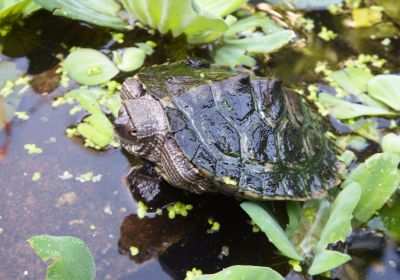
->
115, 78, 169, 160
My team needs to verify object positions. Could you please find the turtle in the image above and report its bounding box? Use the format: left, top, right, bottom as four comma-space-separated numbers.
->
114, 60, 339, 201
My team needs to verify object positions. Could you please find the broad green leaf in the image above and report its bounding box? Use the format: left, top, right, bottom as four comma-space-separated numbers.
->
195, 265, 284, 280
28, 235, 95, 280
64, 49, 119, 86
214, 30, 295, 68
316, 183, 361, 252
34, 0, 126, 29
293, 200, 330, 256
240, 201, 303, 261
285, 201, 302, 238
380, 196, 400, 240
368, 75, 400, 111
66, 88, 121, 117
381, 133, 400, 155
328, 67, 383, 108
213, 45, 256, 68
223, 13, 281, 38
223, 30, 295, 53
318, 92, 397, 119
114, 47, 146, 72
335, 135, 368, 151
195, 0, 248, 17
350, 118, 381, 143
66, 89, 103, 115
329, 67, 373, 96
22, 1, 41, 16
104, 93, 121, 117
308, 250, 350, 275
342, 153, 400, 222
0, 0, 31, 22
77, 114, 114, 149
120, 0, 229, 44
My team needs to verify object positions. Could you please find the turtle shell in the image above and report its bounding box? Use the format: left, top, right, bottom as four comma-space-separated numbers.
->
137, 62, 338, 200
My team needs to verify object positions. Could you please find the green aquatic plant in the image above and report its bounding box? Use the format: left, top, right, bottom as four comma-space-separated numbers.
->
241, 182, 361, 275
34, 0, 126, 29
121, 0, 246, 44
64, 49, 119, 86
28, 235, 95, 280
194, 265, 284, 280
342, 153, 400, 223
0, 0, 39, 29
64, 88, 121, 149
213, 13, 296, 68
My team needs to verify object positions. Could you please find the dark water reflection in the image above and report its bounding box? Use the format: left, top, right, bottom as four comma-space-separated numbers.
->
1, 9, 400, 280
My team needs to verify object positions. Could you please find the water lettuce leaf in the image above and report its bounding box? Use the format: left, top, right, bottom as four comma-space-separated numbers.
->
66, 89, 103, 116
342, 153, 400, 223
195, 0, 248, 17
240, 201, 303, 261
28, 235, 95, 280
318, 92, 397, 119
0, 0, 32, 22
367, 74, 400, 111
381, 133, 400, 155
114, 47, 146, 72
307, 183, 361, 275
308, 251, 350, 276
214, 30, 295, 68
285, 201, 302, 238
380, 196, 400, 240
66, 88, 121, 148
316, 182, 361, 252
195, 265, 284, 280
64, 48, 119, 86
77, 114, 114, 149
120, 0, 241, 44
223, 12, 281, 38
329, 67, 373, 96
34, 0, 126, 29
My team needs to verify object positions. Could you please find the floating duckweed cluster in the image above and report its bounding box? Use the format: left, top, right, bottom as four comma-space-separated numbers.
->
222, 176, 237, 186
137, 201, 149, 219
31, 172, 41, 182
75, 172, 102, 183
184, 268, 203, 280
14, 111, 29, 120
289, 260, 302, 272
166, 202, 193, 219
318, 26, 337, 41
250, 220, 261, 233
24, 144, 43, 154
207, 218, 221, 233
129, 246, 139, 256
59, 171, 74, 180
111, 32, 125, 43
0, 80, 15, 97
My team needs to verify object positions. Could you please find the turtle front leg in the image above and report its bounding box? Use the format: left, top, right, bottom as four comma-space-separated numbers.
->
126, 162, 185, 207
126, 163, 163, 207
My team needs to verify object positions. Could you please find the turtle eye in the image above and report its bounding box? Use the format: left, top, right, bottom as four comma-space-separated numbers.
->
129, 127, 138, 136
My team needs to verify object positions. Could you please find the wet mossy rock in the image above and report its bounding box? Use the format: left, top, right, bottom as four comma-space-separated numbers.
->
115, 61, 338, 200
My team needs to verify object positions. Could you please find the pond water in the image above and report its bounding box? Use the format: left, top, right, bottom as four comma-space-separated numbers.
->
1, 7, 400, 280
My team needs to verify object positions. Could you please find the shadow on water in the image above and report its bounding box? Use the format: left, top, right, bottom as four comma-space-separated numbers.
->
0, 8, 400, 280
